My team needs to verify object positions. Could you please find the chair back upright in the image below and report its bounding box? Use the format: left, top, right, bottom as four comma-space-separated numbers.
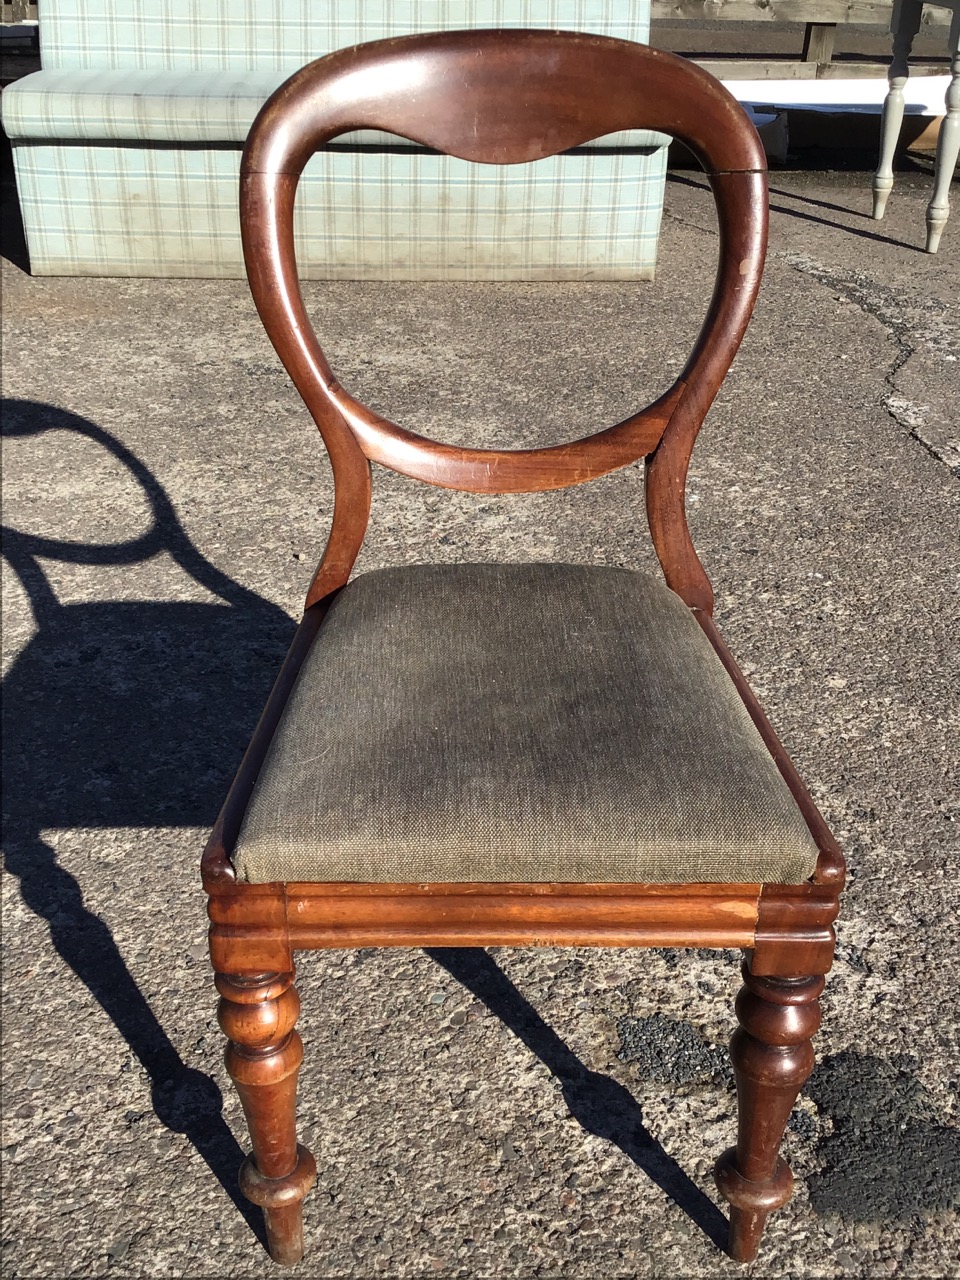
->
239, 30, 769, 612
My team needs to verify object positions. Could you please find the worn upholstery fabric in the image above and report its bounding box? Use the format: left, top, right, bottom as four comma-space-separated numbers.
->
233, 565, 820, 886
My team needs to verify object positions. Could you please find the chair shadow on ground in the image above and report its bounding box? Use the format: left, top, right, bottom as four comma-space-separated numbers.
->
667, 172, 922, 252
428, 948, 729, 1249
2, 400, 728, 1254
1, 399, 299, 1247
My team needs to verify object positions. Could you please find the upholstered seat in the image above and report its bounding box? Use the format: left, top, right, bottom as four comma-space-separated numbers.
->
233, 564, 818, 886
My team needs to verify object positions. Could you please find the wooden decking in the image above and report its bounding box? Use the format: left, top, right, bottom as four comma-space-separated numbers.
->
652, 0, 953, 78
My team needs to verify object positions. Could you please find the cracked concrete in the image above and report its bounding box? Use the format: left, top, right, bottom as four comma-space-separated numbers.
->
667, 172, 960, 476
778, 252, 960, 474
2, 167, 959, 1279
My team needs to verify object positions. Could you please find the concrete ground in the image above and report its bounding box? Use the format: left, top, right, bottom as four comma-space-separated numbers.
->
2, 163, 959, 1279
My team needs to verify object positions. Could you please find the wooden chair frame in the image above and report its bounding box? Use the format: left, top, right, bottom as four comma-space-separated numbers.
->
202, 30, 844, 1268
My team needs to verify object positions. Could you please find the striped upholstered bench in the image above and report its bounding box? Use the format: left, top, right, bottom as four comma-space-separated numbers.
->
1, 1, 668, 279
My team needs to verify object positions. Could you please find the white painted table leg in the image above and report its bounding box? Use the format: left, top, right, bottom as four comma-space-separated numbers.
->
874, 0, 924, 220
925, 13, 960, 252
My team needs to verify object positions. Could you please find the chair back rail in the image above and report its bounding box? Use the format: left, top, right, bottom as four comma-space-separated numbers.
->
239, 30, 768, 612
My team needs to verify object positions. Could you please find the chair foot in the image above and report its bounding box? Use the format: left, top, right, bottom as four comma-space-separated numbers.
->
240, 1145, 318, 1265
714, 1149, 794, 1262
872, 177, 893, 221
714, 958, 823, 1263
217, 971, 317, 1266
925, 216, 946, 254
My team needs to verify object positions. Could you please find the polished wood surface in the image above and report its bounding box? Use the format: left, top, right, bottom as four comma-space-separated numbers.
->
239, 29, 767, 605
714, 958, 824, 1260
207, 882, 765, 973
203, 29, 845, 1268
217, 971, 316, 1265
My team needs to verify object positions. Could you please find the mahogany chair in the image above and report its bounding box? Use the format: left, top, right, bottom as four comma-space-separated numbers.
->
202, 29, 844, 1268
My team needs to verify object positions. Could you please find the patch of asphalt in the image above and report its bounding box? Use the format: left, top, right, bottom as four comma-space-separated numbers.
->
614, 1013, 960, 1228
806, 1051, 960, 1224
663, 176, 960, 476
615, 1013, 730, 1086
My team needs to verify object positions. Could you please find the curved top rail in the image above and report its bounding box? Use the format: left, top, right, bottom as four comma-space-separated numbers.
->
238, 30, 768, 601
243, 29, 766, 176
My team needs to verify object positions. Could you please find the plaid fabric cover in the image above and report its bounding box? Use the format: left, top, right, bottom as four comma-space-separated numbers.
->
7, 0, 667, 278
39, 0, 653, 69
13, 143, 665, 279
3, 69, 288, 142
2, 68, 667, 149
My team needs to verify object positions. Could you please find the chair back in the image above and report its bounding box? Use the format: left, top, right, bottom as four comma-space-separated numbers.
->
240, 30, 768, 612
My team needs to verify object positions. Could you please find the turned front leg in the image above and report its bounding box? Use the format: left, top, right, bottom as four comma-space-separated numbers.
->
874, 0, 923, 219
217, 970, 317, 1266
714, 959, 824, 1264
925, 32, 960, 252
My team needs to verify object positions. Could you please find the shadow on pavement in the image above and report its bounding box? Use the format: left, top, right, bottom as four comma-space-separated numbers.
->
427, 947, 730, 1251
807, 1050, 960, 1222
667, 172, 922, 252
1, 399, 296, 1249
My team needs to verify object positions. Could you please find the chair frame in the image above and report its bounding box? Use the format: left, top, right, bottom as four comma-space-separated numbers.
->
202, 30, 845, 1268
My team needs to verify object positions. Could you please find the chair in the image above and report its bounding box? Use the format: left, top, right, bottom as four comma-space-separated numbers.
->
872, 0, 960, 253
202, 29, 845, 1269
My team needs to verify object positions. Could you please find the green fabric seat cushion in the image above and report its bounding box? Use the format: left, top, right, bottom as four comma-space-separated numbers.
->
232, 564, 819, 885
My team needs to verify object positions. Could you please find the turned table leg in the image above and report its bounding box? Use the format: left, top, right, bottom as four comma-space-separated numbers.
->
714, 958, 824, 1264
925, 15, 960, 252
874, 0, 923, 220
217, 970, 317, 1266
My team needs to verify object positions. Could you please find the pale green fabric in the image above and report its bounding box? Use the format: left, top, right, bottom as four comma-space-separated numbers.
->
5, 0, 668, 277
233, 565, 820, 886
38, 0, 654, 70
10, 143, 664, 279
1, 68, 667, 148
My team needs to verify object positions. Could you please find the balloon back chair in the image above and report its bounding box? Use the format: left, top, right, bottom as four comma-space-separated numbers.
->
202, 29, 844, 1269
